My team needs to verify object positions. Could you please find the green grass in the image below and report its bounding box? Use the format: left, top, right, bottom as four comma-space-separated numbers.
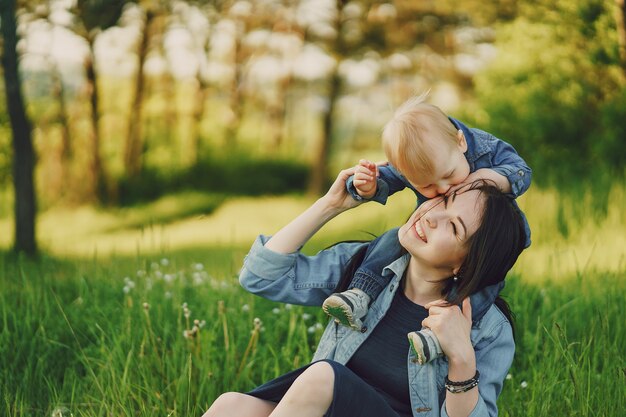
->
1, 185, 625, 416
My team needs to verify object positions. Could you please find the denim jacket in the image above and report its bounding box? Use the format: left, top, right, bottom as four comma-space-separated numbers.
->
240, 235, 515, 417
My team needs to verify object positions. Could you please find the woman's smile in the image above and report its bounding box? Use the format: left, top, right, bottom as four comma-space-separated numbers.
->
414, 219, 427, 242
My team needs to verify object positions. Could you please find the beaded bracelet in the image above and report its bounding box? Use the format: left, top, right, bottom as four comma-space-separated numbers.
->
445, 370, 480, 393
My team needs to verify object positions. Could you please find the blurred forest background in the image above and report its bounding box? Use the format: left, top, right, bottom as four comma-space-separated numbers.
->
1, 0, 625, 255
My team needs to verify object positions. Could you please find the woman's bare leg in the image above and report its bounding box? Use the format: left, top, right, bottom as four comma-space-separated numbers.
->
202, 392, 276, 417
269, 361, 335, 417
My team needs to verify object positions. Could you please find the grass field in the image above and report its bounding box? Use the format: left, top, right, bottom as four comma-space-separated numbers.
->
1, 185, 625, 416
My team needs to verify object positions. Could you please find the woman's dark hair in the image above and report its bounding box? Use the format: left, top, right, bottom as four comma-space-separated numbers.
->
444, 181, 526, 305
442, 181, 526, 332
334, 181, 525, 330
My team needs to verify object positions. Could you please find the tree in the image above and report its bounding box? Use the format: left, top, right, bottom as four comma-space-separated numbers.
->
0, 0, 37, 254
124, 1, 166, 178
74, 0, 128, 202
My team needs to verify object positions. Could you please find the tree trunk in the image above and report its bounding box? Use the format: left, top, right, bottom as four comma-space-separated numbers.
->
50, 60, 72, 193
268, 76, 291, 151
307, 0, 346, 196
308, 71, 340, 196
1, 0, 37, 255
125, 9, 154, 178
225, 35, 243, 148
615, 0, 626, 75
189, 79, 208, 166
84, 38, 107, 203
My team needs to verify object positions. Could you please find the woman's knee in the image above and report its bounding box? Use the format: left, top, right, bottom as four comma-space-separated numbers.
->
297, 361, 336, 399
203, 392, 247, 417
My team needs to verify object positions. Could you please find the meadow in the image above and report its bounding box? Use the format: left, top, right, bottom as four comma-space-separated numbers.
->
1, 185, 625, 417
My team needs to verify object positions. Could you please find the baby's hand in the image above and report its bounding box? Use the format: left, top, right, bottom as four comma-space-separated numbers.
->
353, 159, 379, 199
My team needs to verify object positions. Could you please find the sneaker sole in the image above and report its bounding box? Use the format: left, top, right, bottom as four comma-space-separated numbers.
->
408, 333, 428, 365
322, 300, 356, 328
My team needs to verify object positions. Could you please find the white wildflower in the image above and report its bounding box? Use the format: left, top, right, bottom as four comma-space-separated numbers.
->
506, 374, 512, 380
302, 313, 312, 321
160, 258, 170, 266
520, 381, 528, 389
242, 304, 250, 312
272, 308, 281, 314
285, 304, 293, 310
194, 263, 204, 271
307, 326, 316, 334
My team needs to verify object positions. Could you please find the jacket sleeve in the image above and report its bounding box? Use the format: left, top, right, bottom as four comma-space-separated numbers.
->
346, 164, 415, 205
440, 313, 515, 417
486, 136, 532, 198
239, 235, 368, 306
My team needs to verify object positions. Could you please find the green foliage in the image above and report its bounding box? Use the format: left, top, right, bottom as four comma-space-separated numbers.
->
0, 249, 623, 417
470, 0, 626, 188
116, 153, 310, 206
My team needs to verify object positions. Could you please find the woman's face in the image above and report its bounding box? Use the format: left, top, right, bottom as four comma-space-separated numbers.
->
398, 189, 485, 275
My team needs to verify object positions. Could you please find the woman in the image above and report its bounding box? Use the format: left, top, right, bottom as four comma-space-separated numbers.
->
204, 166, 526, 417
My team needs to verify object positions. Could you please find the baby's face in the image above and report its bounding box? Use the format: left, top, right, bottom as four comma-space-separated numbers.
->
408, 144, 470, 198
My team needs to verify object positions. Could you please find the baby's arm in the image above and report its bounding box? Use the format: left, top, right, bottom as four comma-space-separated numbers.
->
346, 161, 415, 204
484, 137, 532, 197
464, 168, 512, 193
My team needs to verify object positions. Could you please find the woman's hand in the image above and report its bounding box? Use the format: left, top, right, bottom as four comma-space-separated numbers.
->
422, 298, 475, 368
319, 166, 363, 213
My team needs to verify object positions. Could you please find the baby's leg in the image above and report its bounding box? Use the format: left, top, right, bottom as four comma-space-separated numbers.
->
323, 229, 403, 329
203, 392, 276, 417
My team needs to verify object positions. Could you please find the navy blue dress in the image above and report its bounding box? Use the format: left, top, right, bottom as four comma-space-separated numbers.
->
248, 287, 428, 417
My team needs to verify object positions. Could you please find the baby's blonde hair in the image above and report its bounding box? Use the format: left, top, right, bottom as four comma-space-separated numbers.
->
382, 92, 459, 184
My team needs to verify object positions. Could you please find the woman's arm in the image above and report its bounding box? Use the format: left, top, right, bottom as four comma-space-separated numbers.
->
265, 167, 361, 253
238, 167, 368, 306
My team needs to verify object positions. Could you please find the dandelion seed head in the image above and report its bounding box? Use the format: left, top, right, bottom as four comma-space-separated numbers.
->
506, 373, 512, 380
136, 269, 147, 277
194, 319, 200, 325
520, 381, 528, 389
143, 302, 150, 310
314, 322, 323, 330
123, 285, 131, 294
242, 304, 250, 312
160, 258, 170, 266
285, 304, 293, 310
165, 291, 173, 299
51, 406, 73, 417
302, 313, 312, 321
253, 317, 262, 327
307, 326, 315, 334
194, 263, 204, 271
155, 271, 164, 280
199, 320, 206, 328
151, 262, 160, 270
272, 307, 281, 314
